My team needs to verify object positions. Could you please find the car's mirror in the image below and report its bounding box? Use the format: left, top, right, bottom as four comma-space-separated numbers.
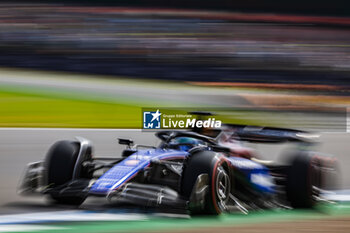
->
118, 138, 134, 148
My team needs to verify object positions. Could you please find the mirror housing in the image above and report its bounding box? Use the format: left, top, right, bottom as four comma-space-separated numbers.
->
118, 138, 134, 148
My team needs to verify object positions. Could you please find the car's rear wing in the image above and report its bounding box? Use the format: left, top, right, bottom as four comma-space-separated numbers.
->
224, 124, 319, 143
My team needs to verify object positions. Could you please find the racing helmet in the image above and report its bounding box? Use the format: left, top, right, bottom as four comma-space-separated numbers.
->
169, 137, 204, 151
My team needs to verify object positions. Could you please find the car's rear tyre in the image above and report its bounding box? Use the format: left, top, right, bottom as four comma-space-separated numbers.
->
181, 150, 231, 215
286, 152, 322, 208
45, 140, 88, 205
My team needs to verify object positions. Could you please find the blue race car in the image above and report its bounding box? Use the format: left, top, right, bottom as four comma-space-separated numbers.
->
18, 126, 337, 215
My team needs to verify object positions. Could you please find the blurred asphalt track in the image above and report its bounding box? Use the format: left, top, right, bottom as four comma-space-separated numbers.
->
0, 128, 349, 215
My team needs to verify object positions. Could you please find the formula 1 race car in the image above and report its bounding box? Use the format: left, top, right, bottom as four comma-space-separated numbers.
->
18, 124, 338, 215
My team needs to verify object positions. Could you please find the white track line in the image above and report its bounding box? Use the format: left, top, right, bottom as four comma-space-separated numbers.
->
0, 225, 66, 232
0, 128, 140, 131
321, 190, 350, 201
0, 128, 347, 134
0, 210, 147, 225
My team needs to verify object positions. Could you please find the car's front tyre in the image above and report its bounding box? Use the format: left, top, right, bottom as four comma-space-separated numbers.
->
45, 140, 88, 205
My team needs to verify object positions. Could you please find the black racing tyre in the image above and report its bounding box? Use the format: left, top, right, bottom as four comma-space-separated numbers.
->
286, 153, 322, 208
181, 150, 231, 215
45, 140, 88, 205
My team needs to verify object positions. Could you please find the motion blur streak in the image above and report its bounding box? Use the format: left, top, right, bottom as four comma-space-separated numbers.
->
0, 4, 349, 85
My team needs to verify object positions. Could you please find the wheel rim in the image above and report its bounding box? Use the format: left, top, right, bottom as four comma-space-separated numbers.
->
215, 166, 230, 211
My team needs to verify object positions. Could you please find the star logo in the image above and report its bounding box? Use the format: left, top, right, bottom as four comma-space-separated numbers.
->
151, 109, 161, 122
143, 109, 162, 129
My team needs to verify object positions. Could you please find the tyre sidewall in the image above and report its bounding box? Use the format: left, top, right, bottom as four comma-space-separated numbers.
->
181, 150, 230, 215
45, 141, 80, 186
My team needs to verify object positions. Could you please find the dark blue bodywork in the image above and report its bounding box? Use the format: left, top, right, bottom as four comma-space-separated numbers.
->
90, 149, 274, 195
